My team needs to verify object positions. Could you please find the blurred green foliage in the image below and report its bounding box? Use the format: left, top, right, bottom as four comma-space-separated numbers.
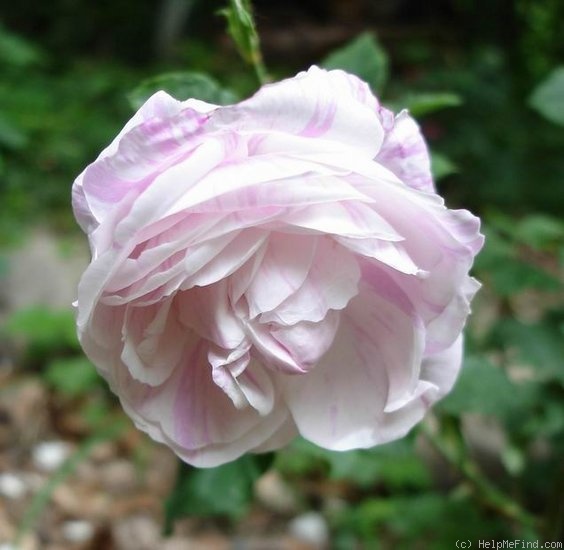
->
322, 32, 389, 94
529, 67, 564, 126
128, 71, 239, 110
0, 25, 137, 244
1, 0, 563, 546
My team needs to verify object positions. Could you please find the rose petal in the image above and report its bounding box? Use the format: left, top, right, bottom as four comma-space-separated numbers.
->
281, 285, 428, 450
120, 298, 184, 386
270, 310, 340, 370
177, 280, 246, 349
260, 237, 361, 325
113, 338, 288, 467
376, 108, 434, 192
212, 66, 384, 156
244, 233, 318, 318
281, 201, 402, 240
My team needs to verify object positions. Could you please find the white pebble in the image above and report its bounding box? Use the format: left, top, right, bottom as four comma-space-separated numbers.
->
0, 473, 27, 499
62, 520, 95, 543
32, 441, 72, 471
289, 511, 329, 547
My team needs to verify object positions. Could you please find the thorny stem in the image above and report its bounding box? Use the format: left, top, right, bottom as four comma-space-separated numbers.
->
421, 415, 542, 533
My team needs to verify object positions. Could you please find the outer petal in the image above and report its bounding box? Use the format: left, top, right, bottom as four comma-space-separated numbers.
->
212, 66, 384, 157
281, 285, 430, 450
113, 337, 289, 467
72, 92, 216, 233
120, 297, 184, 386
420, 335, 464, 402
376, 108, 434, 192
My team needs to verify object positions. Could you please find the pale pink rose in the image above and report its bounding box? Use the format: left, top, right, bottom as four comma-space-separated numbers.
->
73, 67, 483, 467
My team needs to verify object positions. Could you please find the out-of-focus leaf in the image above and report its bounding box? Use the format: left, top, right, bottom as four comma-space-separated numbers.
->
473, 224, 515, 272
391, 92, 462, 117
328, 440, 431, 490
514, 215, 564, 250
276, 437, 429, 490
431, 152, 458, 180
4, 307, 79, 352
128, 72, 238, 110
322, 32, 389, 94
501, 445, 526, 476
164, 454, 270, 529
45, 357, 101, 397
488, 259, 561, 296
475, 216, 561, 294
492, 318, 564, 383
0, 24, 44, 67
334, 493, 506, 544
529, 67, 564, 126
0, 115, 28, 150
439, 356, 535, 417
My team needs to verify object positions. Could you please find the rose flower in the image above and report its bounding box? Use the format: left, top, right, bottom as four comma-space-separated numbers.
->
73, 67, 483, 467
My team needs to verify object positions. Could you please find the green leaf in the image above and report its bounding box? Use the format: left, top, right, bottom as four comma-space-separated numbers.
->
164, 453, 270, 530
128, 72, 238, 110
0, 24, 43, 68
514, 214, 564, 250
529, 67, 564, 126
431, 152, 458, 180
501, 445, 526, 476
492, 317, 564, 383
44, 357, 101, 397
4, 307, 79, 353
322, 32, 389, 94
327, 441, 430, 490
0, 115, 28, 150
391, 92, 462, 117
488, 258, 561, 296
439, 356, 535, 418
276, 437, 430, 490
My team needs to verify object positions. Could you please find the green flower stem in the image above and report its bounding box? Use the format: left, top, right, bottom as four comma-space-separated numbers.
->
421, 415, 541, 533
222, 0, 268, 85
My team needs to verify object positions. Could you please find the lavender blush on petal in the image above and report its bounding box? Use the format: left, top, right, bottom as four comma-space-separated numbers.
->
72, 67, 483, 467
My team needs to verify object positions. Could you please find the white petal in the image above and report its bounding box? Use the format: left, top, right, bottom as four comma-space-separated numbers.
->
120, 298, 184, 386
245, 233, 317, 318
376, 108, 434, 192
282, 285, 428, 450
177, 280, 246, 349
212, 66, 384, 156
281, 201, 402, 240
260, 237, 360, 325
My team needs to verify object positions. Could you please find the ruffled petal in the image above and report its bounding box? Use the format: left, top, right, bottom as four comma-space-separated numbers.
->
113, 337, 289, 467
120, 297, 185, 386
281, 284, 429, 450
212, 66, 384, 156
244, 233, 317, 318
260, 236, 361, 325
177, 280, 246, 349
281, 201, 402, 240
270, 310, 340, 371
420, 335, 464, 403
376, 108, 434, 192
74, 92, 215, 233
